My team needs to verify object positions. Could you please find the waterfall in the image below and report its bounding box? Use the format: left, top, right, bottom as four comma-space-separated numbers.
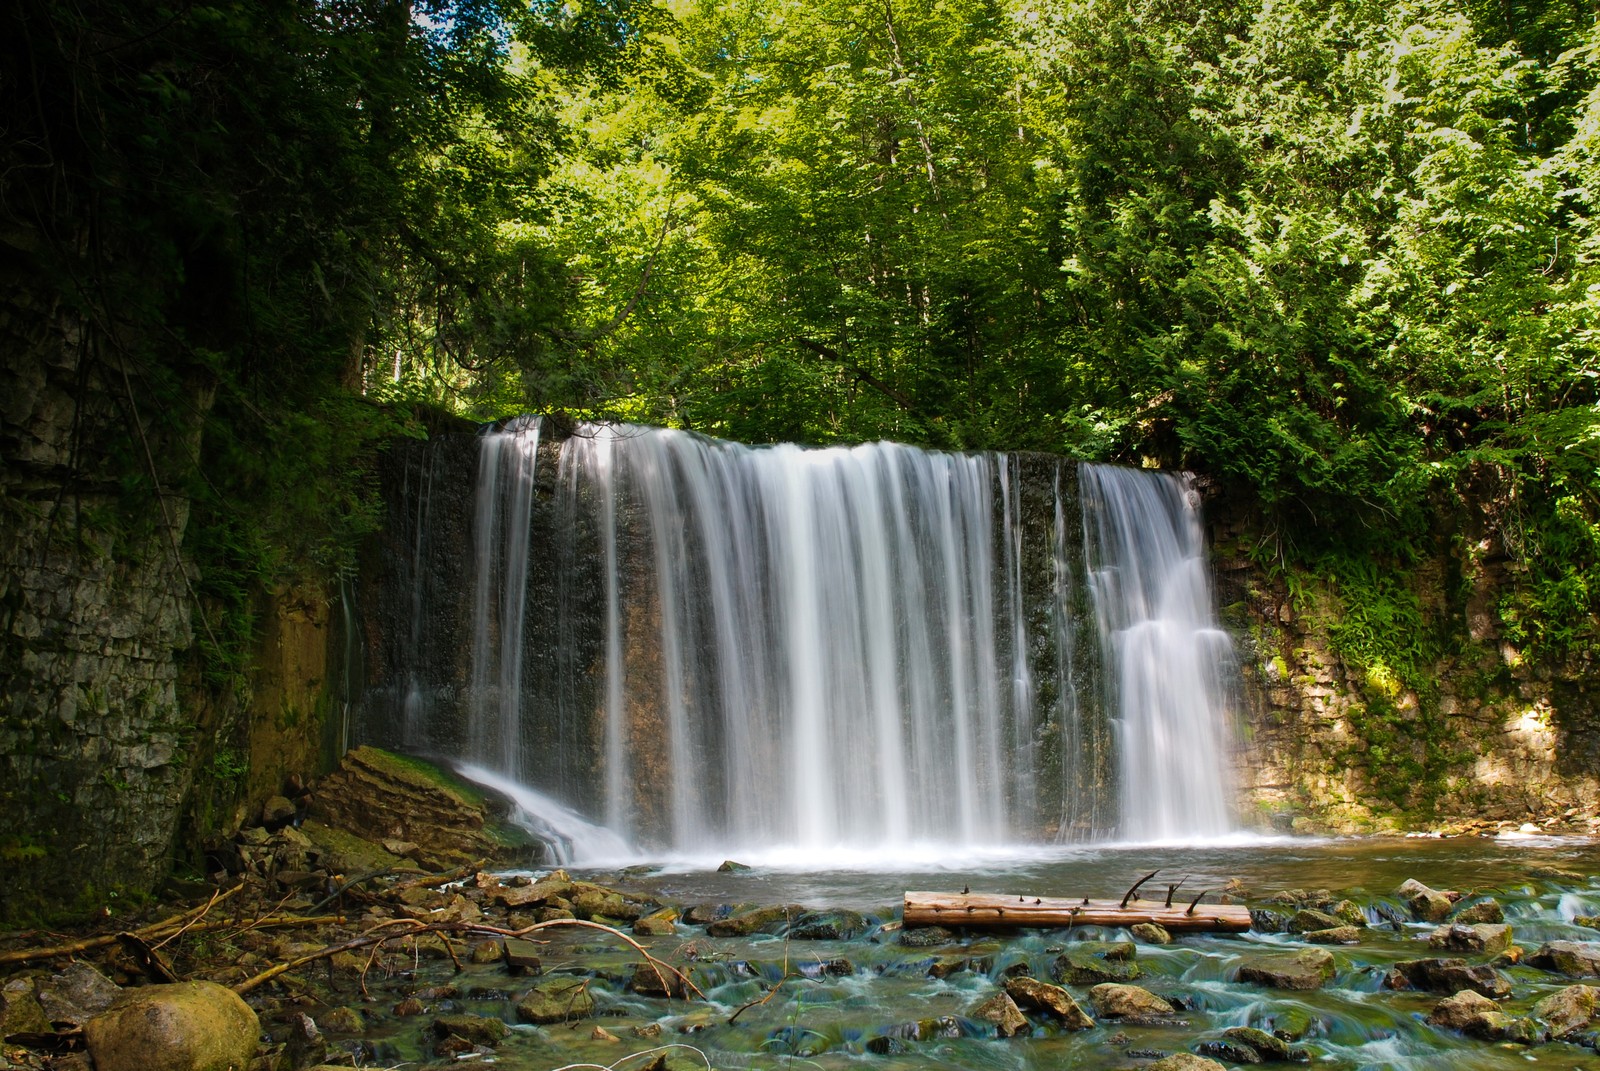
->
1081, 463, 1238, 840
369, 421, 1241, 858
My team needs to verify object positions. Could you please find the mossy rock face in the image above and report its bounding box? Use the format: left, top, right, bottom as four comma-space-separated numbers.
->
310, 747, 540, 869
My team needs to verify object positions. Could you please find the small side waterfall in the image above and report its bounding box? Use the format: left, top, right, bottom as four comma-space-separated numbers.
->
362, 422, 1241, 859
1081, 464, 1238, 840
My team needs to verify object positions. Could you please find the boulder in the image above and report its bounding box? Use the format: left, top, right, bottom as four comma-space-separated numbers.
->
635, 912, 679, 936
707, 904, 803, 937
1250, 909, 1288, 934
1286, 909, 1344, 934
83, 982, 258, 1071
629, 962, 689, 998
1427, 990, 1501, 1032
788, 909, 869, 940
1397, 879, 1454, 922
1132, 923, 1172, 944
1451, 898, 1505, 925
1235, 948, 1335, 990
433, 1014, 509, 1046
1328, 900, 1368, 927
1530, 941, 1600, 977
1003, 978, 1094, 1029
1532, 984, 1600, 1038
971, 992, 1030, 1037
1384, 958, 1511, 998
1087, 983, 1175, 1019
317, 1006, 365, 1034
1428, 923, 1512, 955
899, 925, 954, 948
1220, 1026, 1295, 1061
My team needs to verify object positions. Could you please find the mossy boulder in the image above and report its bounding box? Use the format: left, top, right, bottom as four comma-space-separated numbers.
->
1236, 948, 1335, 990
84, 982, 258, 1071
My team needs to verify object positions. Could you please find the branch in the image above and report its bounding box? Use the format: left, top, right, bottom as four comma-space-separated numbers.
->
794, 338, 915, 410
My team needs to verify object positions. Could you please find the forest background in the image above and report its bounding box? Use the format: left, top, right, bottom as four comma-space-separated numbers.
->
3, 0, 1600, 910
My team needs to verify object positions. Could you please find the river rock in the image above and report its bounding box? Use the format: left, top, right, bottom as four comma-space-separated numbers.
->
899, 924, 954, 947
1427, 990, 1501, 1032
1385, 958, 1511, 997
707, 904, 803, 937
83, 981, 258, 1071
1087, 983, 1175, 1019
1451, 898, 1505, 925
788, 908, 869, 940
1145, 1055, 1227, 1071
1220, 1026, 1294, 1060
1532, 984, 1600, 1037
1003, 977, 1094, 1029
433, 1014, 509, 1045
1329, 899, 1368, 927
517, 982, 596, 1023
317, 1006, 366, 1034
1287, 909, 1343, 934
972, 991, 1030, 1037
1236, 948, 1335, 990
1530, 941, 1600, 977
1250, 909, 1289, 934
1304, 926, 1360, 944
1428, 923, 1512, 955
1397, 878, 1455, 922
635, 911, 679, 936
629, 962, 689, 998
1133, 923, 1173, 944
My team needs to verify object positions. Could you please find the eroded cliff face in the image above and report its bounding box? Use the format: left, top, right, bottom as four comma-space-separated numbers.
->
0, 274, 346, 920
0, 279, 204, 918
1207, 481, 1600, 833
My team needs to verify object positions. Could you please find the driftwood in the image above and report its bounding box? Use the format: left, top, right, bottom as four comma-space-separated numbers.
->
903, 891, 1252, 933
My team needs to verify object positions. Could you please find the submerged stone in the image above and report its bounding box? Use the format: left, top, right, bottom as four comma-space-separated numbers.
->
898, 925, 955, 948
433, 1014, 509, 1046
516, 981, 595, 1023
1146, 1054, 1228, 1071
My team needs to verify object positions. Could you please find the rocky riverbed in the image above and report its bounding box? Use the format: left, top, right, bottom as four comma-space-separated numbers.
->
6, 750, 1600, 1071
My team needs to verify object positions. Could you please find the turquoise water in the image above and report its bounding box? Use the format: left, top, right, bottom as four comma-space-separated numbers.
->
334, 836, 1600, 1071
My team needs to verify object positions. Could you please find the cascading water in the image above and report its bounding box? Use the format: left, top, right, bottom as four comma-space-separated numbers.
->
1081, 463, 1238, 841
363, 421, 1241, 861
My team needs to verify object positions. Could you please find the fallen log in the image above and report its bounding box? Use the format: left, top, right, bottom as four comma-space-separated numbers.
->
903, 891, 1251, 933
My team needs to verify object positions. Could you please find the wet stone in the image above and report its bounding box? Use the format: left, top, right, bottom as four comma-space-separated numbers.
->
1221, 1026, 1296, 1061
1451, 898, 1505, 925
1236, 948, 1335, 991
1530, 941, 1600, 977
788, 908, 869, 940
1303, 926, 1360, 944
1132, 923, 1173, 944
899, 925, 955, 948
1196, 1040, 1263, 1064
516, 981, 596, 1024
1385, 958, 1511, 998
1427, 989, 1501, 1032
1087, 983, 1175, 1020
1428, 923, 1512, 955
1147, 1054, 1228, 1071
1286, 909, 1343, 934
1003, 977, 1094, 1030
470, 939, 504, 964
971, 992, 1030, 1038
505, 938, 542, 973
1397, 879, 1455, 923
1250, 909, 1289, 934
706, 904, 802, 937
1532, 984, 1600, 1037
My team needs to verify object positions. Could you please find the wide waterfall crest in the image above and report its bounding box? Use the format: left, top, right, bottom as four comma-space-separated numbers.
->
371, 421, 1240, 860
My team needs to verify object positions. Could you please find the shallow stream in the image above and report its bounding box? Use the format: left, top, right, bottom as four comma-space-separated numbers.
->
347, 835, 1600, 1071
